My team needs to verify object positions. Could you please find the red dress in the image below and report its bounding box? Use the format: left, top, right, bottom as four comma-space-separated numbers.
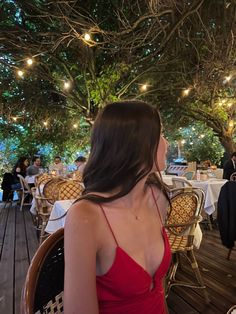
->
96, 188, 172, 314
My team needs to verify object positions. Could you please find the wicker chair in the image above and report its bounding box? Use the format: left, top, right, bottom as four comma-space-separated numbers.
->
43, 178, 66, 204
226, 305, 236, 314
57, 180, 84, 200
18, 174, 32, 211
165, 187, 210, 303
230, 172, 236, 181
172, 177, 192, 188
21, 228, 64, 314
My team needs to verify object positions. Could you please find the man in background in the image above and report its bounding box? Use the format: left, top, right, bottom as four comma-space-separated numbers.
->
49, 156, 64, 174
27, 156, 41, 176
223, 152, 236, 180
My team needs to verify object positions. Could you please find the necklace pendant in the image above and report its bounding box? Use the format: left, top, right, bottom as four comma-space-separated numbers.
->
135, 216, 140, 220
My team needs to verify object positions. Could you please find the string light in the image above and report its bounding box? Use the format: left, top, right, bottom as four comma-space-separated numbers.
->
64, 81, 71, 90
84, 33, 91, 41
218, 102, 223, 106
140, 84, 148, 92
26, 58, 33, 66
12, 117, 17, 122
73, 124, 78, 129
182, 88, 190, 96
17, 70, 24, 77
43, 121, 48, 126
227, 103, 232, 108
200, 134, 205, 138
225, 75, 232, 82
181, 139, 186, 144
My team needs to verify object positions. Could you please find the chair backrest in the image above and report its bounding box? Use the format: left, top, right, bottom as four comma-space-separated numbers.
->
172, 177, 192, 188
21, 228, 64, 314
226, 305, 236, 314
43, 178, 65, 204
57, 180, 84, 200
166, 187, 205, 236
18, 174, 31, 193
183, 171, 195, 180
36, 173, 52, 187
230, 172, 236, 181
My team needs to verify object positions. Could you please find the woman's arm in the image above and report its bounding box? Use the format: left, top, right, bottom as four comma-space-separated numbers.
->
64, 201, 99, 314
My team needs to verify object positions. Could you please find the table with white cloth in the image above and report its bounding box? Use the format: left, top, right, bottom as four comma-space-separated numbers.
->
45, 199, 75, 234
189, 179, 227, 215
25, 175, 36, 185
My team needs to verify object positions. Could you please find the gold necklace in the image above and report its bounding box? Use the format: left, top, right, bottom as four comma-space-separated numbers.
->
129, 208, 141, 220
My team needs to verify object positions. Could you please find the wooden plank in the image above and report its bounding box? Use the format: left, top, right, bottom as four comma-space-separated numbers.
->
0, 206, 15, 314
23, 209, 38, 261
0, 204, 9, 258
14, 208, 30, 314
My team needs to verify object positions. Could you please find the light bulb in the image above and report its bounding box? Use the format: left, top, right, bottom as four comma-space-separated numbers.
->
27, 58, 33, 66
17, 70, 24, 77
84, 33, 91, 41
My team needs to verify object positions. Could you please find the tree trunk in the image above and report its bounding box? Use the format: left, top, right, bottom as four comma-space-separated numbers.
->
219, 135, 236, 155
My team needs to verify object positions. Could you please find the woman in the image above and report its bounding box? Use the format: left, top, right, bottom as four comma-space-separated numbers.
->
64, 100, 171, 314
11, 156, 29, 189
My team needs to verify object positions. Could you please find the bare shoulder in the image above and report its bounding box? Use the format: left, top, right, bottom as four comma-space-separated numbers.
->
66, 199, 100, 224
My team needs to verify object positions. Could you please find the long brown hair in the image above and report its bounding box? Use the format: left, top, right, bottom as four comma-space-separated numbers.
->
80, 100, 168, 203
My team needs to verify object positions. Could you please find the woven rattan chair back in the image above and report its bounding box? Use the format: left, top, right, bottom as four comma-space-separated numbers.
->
166, 188, 201, 236
43, 178, 65, 204
57, 180, 84, 200
73, 170, 83, 182
230, 172, 236, 181
21, 228, 64, 314
36, 174, 53, 187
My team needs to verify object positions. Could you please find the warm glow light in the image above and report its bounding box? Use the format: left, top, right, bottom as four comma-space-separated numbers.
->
43, 121, 48, 126
200, 134, 205, 138
140, 84, 148, 92
27, 58, 33, 66
225, 75, 232, 82
229, 120, 234, 128
12, 117, 17, 121
84, 33, 91, 41
218, 102, 223, 106
17, 70, 24, 77
181, 139, 186, 144
64, 81, 71, 90
183, 88, 190, 96
227, 103, 232, 108
73, 124, 78, 129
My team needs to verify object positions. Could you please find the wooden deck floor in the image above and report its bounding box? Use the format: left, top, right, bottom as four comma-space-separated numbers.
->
0, 203, 235, 314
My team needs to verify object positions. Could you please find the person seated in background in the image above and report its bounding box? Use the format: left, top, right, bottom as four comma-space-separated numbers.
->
49, 156, 64, 174
223, 152, 236, 180
11, 156, 30, 189
27, 156, 41, 176
74, 156, 86, 174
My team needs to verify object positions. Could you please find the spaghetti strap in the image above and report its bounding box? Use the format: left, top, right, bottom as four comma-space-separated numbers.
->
99, 204, 119, 246
150, 186, 164, 226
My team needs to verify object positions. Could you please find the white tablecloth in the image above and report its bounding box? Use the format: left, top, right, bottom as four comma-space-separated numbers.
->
45, 199, 75, 234
189, 179, 227, 215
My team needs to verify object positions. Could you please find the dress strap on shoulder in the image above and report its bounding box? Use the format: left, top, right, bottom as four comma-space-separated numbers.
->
98, 204, 119, 246
150, 186, 164, 226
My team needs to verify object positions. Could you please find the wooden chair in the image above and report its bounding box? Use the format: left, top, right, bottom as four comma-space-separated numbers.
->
165, 187, 210, 303
21, 228, 64, 314
172, 177, 192, 188
57, 180, 84, 200
17, 174, 32, 211
230, 172, 236, 181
